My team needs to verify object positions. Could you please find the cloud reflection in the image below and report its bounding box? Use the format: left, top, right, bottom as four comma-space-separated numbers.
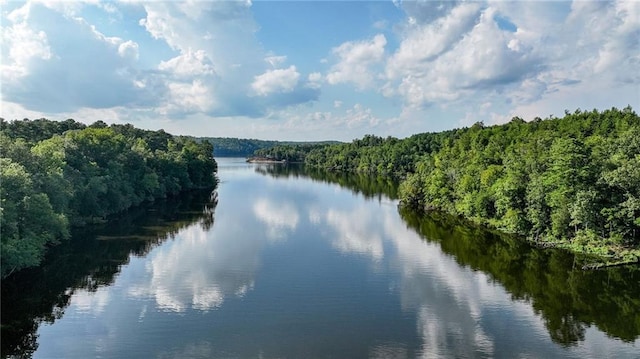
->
253, 197, 299, 240
318, 194, 561, 357
128, 223, 259, 312
325, 206, 385, 261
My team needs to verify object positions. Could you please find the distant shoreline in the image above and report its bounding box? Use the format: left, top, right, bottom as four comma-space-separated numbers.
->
246, 157, 287, 163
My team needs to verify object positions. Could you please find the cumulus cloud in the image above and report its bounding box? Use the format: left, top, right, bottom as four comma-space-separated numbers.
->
326, 34, 387, 89
251, 66, 301, 96
1, 21, 52, 79
158, 49, 215, 78
307, 72, 323, 89
117, 40, 139, 60
384, 0, 639, 115
1, 0, 637, 139
139, 1, 319, 117
161, 80, 214, 116
1, 0, 319, 121
1, 2, 154, 113
386, 3, 543, 108
386, 2, 481, 79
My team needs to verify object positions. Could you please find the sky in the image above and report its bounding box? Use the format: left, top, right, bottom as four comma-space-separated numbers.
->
1, 0, 639, 141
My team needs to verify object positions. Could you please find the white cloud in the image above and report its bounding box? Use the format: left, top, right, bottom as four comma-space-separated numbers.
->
387, 4, 542, 108
0, 0, 319, 122
1, 3, 52, 81
251, 66, 301, 96
383, 0, 639, 119
327, 34, 387, 89
386, 2, 481, 79
307, 72, 323, 89
160, 80, 214, 116
0, 2, 155, 113
139, 1, 318, 117
249, 103, 384, 141
1, 0, 637, 140
265, 55, 287, 68
158, 49, 215, 78
117, 40, 138, 60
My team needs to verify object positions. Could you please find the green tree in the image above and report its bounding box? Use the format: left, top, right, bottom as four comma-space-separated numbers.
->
1, 158, 68, 277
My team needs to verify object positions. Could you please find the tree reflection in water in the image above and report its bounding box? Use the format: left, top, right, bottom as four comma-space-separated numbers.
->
258, 163, 640, 347
0, 189, 218, 358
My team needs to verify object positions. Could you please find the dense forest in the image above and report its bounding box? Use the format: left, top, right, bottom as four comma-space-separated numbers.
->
0, 118, 218, 278
198, 137, 340, 157
254, 107, 640, 263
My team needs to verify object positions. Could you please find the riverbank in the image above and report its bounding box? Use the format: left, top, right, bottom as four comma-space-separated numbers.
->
409, 205, 640, 269
528, 238, 640, 269
246, 157, 303, 164
410, 205, 640, 270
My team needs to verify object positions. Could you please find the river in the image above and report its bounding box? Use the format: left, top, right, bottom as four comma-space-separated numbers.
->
2, 157, 638, 358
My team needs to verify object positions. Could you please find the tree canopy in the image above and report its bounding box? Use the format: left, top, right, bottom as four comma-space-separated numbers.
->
255, 107, 640, 261
199, 137, 340, 157
0, 118, 218, 277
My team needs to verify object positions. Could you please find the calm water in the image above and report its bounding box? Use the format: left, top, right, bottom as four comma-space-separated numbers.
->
2, 158, 639, 358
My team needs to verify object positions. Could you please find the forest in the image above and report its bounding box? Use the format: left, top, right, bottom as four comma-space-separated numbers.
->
198, 137, 340, 157
0, 118, 218, 278
254, 107, 640, 263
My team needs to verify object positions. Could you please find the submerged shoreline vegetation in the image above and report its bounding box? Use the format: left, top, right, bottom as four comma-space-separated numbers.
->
0, 118, 218, 278
252, 107, 640, 265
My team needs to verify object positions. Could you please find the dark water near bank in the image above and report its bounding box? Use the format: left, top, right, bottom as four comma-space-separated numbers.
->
2, 158, 639, 358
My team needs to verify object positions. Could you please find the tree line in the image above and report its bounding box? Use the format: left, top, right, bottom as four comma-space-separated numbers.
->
198, 137, 340, 157
253, 107, 640, 262
0, 118, 218, 278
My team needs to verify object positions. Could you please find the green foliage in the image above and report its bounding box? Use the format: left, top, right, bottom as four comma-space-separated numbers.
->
1, 158, 69, 277
0, 119, 218, 277
289, 107, 640, 259
199, 137, 340, 157
253, 143, 325, 162
261, 132, 451, 177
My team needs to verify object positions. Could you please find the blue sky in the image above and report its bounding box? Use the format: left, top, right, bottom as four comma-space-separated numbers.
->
1, 1, 638, 141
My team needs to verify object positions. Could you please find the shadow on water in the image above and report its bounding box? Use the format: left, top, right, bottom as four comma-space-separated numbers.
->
258, 163, 640, 346
1, 189, 218, 358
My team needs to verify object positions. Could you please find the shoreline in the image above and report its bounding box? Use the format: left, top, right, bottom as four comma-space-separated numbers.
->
246, 157, 287, 163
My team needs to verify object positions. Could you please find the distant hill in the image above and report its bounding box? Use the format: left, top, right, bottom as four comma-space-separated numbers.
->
196, 137, 341, 157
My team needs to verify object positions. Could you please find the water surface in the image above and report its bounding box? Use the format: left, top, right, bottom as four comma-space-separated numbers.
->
2, 158, 638, 358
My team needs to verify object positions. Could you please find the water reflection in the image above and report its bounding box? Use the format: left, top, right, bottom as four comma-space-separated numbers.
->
1, 189, 217, 358
326, 206, 385, 261
127, 222, 260, 312
255, 163, 399, 200
2, 159, 639, 358
399, 209, 640, 347
256, 161, 640, 357
253, 197, 299, 241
